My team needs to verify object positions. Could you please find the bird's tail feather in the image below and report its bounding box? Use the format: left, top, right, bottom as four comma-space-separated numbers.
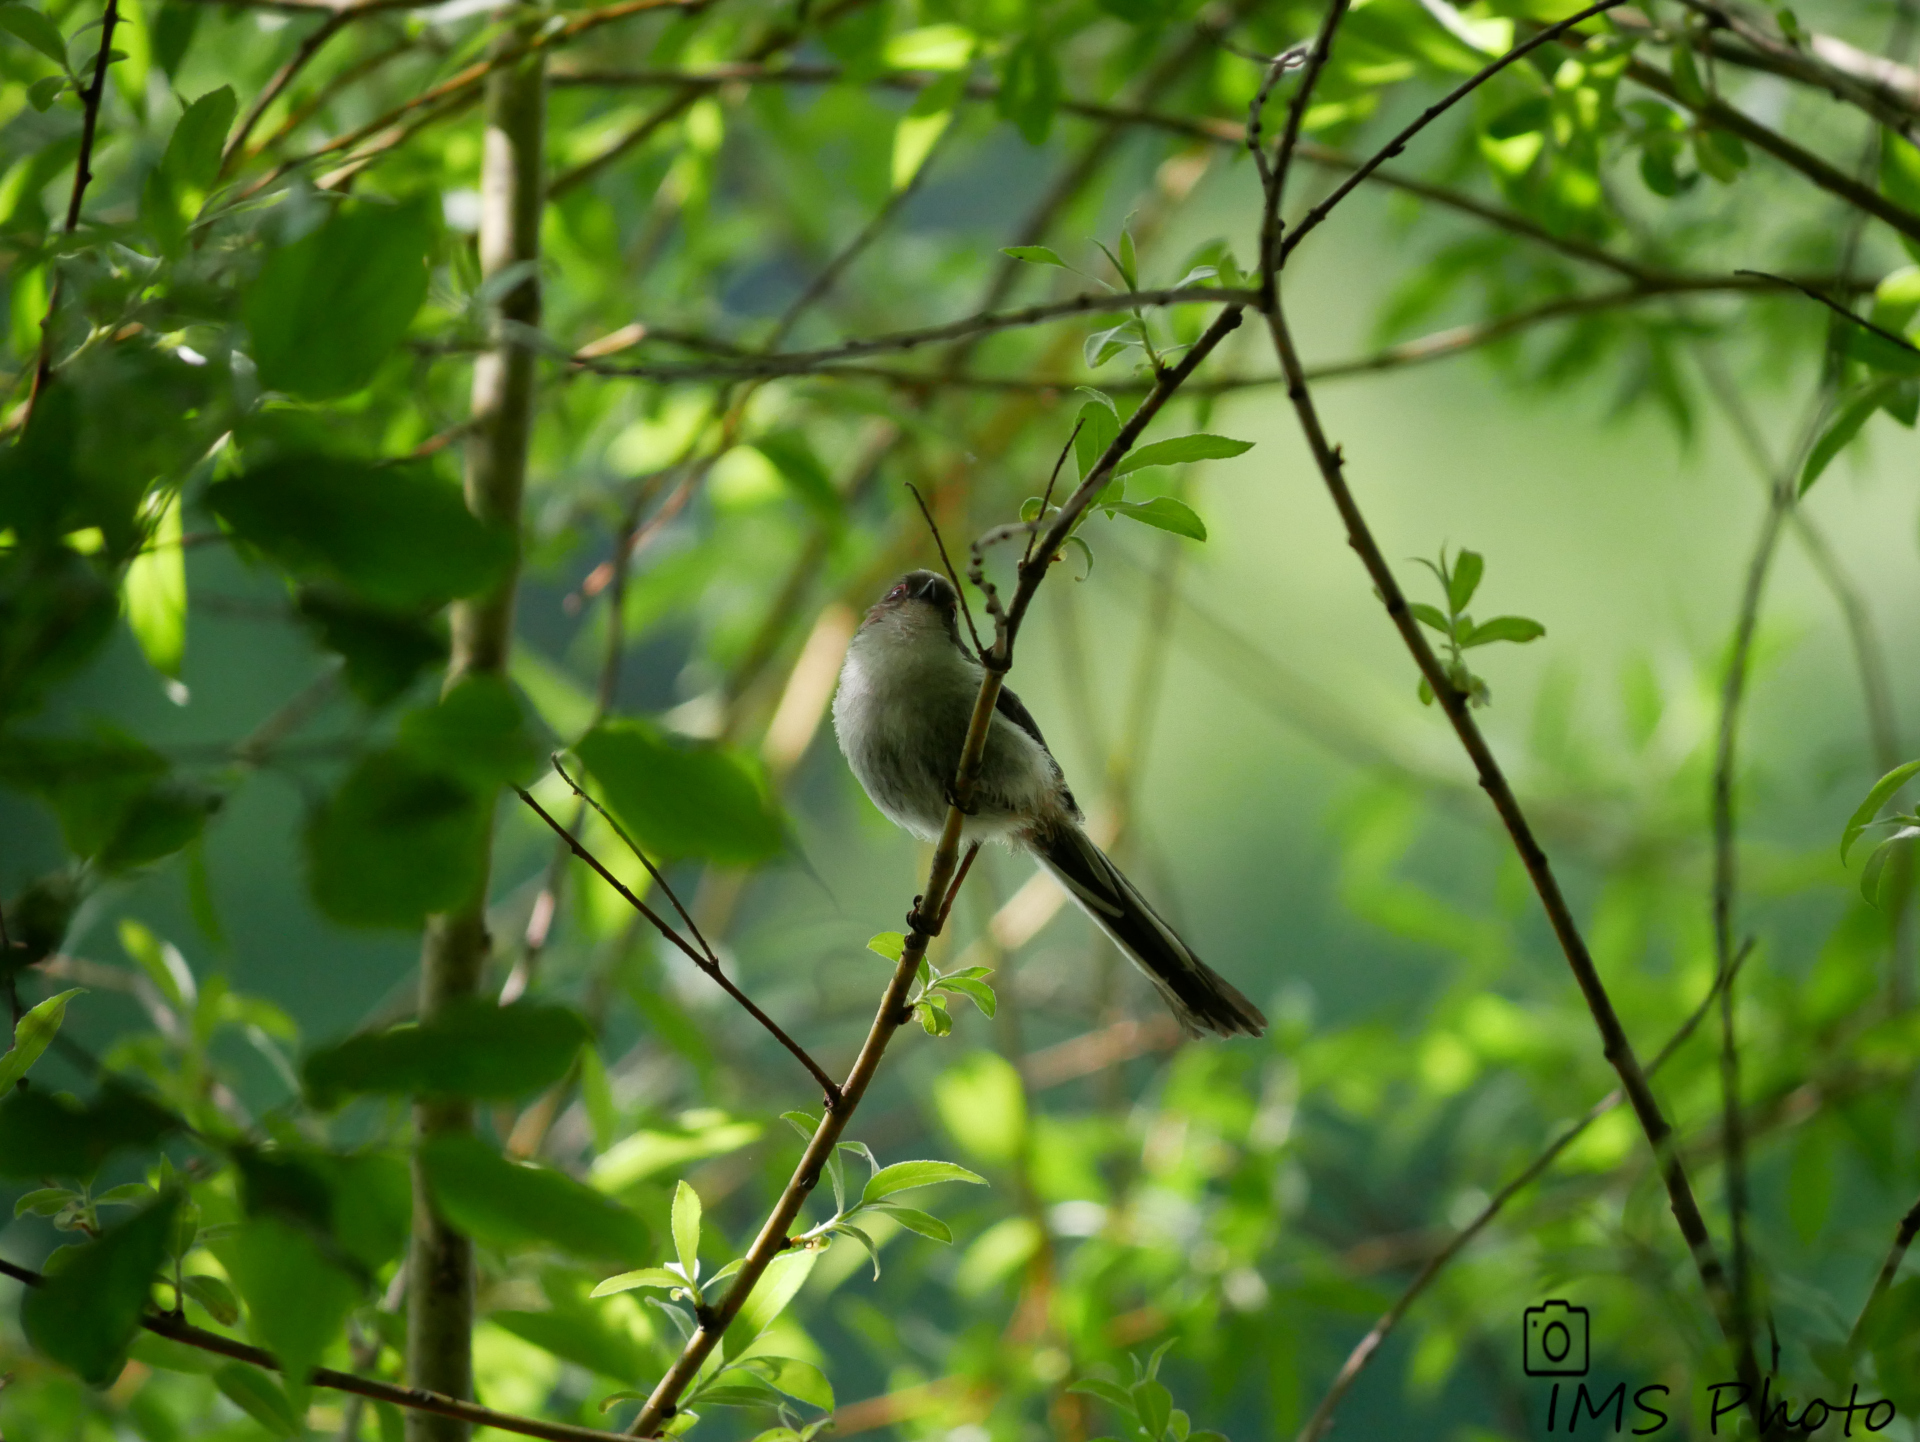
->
1030, 820, 1266, 1038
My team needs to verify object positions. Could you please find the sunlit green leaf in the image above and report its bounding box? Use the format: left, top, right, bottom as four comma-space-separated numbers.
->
1844, 760, 1920, 861
420, 1134, 650, 1263
1113, 434, 1253, 476
861, 1159, 987, 1203
0, 986, 80, 1092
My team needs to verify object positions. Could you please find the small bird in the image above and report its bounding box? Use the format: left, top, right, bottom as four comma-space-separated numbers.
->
831, 569, 1266, 1038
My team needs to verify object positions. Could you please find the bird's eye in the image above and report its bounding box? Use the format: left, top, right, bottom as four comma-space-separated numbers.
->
886, 584, 907, 600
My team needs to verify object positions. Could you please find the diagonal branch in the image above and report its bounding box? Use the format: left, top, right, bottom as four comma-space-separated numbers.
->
1625, 57, 1920, 248
513, 780, 842, 1107
1280, 0, 1629, 264
1259, 290, 1773, 1429
1850, 1194, 1920, 1347
24, 0, 120, 423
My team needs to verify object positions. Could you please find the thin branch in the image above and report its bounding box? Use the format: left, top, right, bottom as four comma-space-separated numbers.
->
221, 0, 403, 173
1295, 940, 1754, 1442
582, 288, 1257, 379
240, 0, 708, 198
548, 0, 870, 196
1259, 291, 1772, 1428
1738, 268, 1920, 357
25, 0, 120, 422
1850, 1193, 1920, 1347
1023, 422, 1080, 571
580, 273, 1861, 390
1626, 57, 1920, 249
904, 482, 988, 659
513, 781, 842, 1107
1261, 0, 1350, 304
1280, 0, 1629, 264
0, 1258, 612, 1442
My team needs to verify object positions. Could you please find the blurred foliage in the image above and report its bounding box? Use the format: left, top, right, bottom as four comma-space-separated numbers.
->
2, 0, 1920, 1437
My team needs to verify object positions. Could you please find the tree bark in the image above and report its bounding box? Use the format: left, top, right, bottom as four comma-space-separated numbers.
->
405, 11, 545, 1439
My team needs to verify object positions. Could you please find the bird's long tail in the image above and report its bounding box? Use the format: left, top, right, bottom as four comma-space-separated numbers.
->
1028, 819, 1266, 1038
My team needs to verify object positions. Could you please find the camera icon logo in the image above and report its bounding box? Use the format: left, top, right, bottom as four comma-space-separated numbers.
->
1522, 1300, 1590, 1377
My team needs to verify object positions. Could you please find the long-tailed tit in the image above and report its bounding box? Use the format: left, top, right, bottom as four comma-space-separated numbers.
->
832, 569, 1266, 1038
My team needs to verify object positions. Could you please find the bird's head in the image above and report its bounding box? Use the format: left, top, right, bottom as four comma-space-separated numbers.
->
864, 569, 966, 650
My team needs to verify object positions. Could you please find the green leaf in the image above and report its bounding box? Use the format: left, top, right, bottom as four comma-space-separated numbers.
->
1861, 828, 1920, 908
490, 1306, 648, 1381
1802, 384, 1894, 495
726, 1246, 817, 1357
918, 998, 953, 1036
781, 1108, 821, 1139
304, 748, 489, 927
162, 86, 236, 194
1462, 615, 1545, 647
1104, 497, 1206, 542
1485, 95, 1550, 140
869, 1205, 952, 1243
1112, 434, 1253, 476
933, 975, 997, 1017
302, 999, 590, 1107
1408, 602, 1450, 633
209, 456, 512, 611
1074, 398, 1120, 480
590, 1266, 685, 1298
26, 72, 62, 108
213, 1363, 305, 1439
1133, 1378, 1173, 1440
996, 35, 1060, 145
0, 1084, 179, 1180
1842, 759, 1920, 861
124, 488, 185, 678
419, 1134, 650, 1263
23, 1194, 179, 1385
0, 5, 68, 66
0, 986, 81, 1091
834, 1221, 881, 1279
1069, 1378, 1136, 1411
743, 1356, 834, 1411
14, 1187, 77, 1217
216, 1216, 361, 1404
866, 932, 906, 963
1447, 550, 1483, 612
181, 1272, 239, 1326
244, 196, 436, 399
118, 918, 189, 1011
1001, 245, 1067, 267
574, 719, 786, 865
671, 1179, 702, 1280
860, 1159, 987, 1204
397, 674, 538, 789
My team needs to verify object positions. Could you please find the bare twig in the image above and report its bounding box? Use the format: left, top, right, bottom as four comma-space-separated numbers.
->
220, 0, 409, 172
1295, 940, 1755, 1442
1260, 0, 1350, 303
1850, 1194, 1920, 1347
1280, 0, 1629, 264
582, 288, 1258, 380
0, 1257, 610, 1442
905, 482, 987, 659
513, 780, 842, 1108
1738, 268, 1920, 358
25, 0, 121, 423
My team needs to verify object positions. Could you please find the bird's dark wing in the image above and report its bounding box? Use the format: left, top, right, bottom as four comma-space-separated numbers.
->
995, 685, 1052, 756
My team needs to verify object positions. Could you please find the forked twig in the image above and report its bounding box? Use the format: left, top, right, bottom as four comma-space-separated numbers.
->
1022, 421, 1083, 572
513, 779, 841, 1107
